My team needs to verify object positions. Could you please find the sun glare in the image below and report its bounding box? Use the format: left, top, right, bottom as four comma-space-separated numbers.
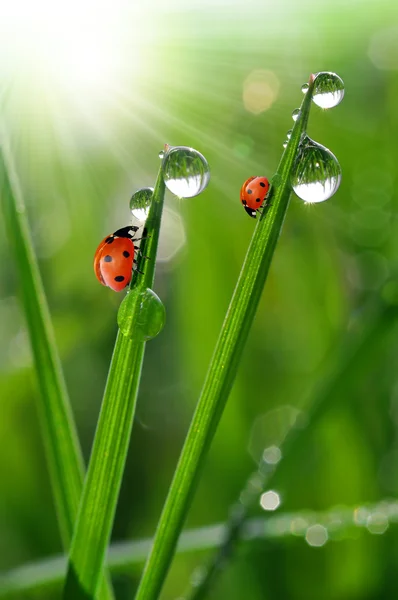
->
0, 1, 150, 128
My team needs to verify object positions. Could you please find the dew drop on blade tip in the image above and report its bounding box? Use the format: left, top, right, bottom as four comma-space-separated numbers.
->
162, 146, 210, 198
312, 72, 345, 109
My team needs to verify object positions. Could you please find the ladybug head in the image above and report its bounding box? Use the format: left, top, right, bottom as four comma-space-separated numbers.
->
244, 206, 257, 218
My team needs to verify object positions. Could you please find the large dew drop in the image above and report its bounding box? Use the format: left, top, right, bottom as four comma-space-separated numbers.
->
291, 136, 342, 204
130, 187, 153, 221
162, 146, 210, 198
312, 72, 345, 109
118, 287, 165, 341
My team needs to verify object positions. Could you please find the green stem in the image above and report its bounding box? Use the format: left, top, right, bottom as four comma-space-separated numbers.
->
3, 493, 398, 599
134, 76, 316, 600
62, 169, 166, 600
0, 128, 114, 599
183, 298, 398, 600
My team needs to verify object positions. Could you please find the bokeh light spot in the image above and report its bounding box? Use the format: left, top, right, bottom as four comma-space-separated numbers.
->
368, 26, 398, 71
305, 524, 328, 547
260, 490, 281, 511
243, 70, 280, 114
366, 513, 389, 535
262, 445, 282, 465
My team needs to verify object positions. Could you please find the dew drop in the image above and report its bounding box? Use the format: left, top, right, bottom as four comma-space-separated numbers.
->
292, 108, 300, 121
162, 146, 210, 198
130, 187, 153, 221
158, 150, 165, 159
118, 287, 165, 341
291, 136, 342, 203
283, 141, 288, 148
286, 129, 292, 140
301, 83, 309, 94
312, 72, 345, 109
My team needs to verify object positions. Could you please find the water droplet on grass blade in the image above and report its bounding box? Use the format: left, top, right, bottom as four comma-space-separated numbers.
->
292, 136, 342, 203
162, 146, 210, 198
312, 72, 345, 108
283, 141, 288, 148
130, 187, 153, 221
118, 288, 165, 341
286, 129, 292, 139
158, 150, 165, 159
292, 108, 300, 121
301, 83, 309, 94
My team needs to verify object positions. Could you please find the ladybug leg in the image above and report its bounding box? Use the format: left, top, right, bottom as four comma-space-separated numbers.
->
133, 259, 145, 275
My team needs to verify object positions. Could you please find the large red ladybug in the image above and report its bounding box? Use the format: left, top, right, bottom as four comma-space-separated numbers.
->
240, 176, 270, 218
94, 226, 140, 292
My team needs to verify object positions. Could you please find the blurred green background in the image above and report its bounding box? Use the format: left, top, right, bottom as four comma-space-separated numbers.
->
1, 0, 398, 598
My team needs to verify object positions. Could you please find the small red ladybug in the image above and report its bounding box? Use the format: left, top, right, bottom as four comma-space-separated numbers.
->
240, 176, 270, 218
94, 226, 140, 292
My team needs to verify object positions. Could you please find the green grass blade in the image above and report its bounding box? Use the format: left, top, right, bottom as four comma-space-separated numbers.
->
0, 130, 115, 599
62, 169, 166, 600
0, 524, 225, 599
4, 492, 398, 599
183, 298, 398, 600
134, 76, 316, 600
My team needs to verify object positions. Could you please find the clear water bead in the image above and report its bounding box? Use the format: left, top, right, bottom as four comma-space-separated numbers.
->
283, 141, 288, 148
292, 108, 300, 121
292, 136, 342, 203
301, 83, 309, 94
158, 150, 165, 159
312, 72, 345, 109
118, 287, 165, 341
130, 187, 153, 221
162, 146, 210, 198
286, 129, 292, 140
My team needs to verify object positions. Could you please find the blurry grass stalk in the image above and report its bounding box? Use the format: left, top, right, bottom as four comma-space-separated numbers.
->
134, 75, 316, 600
182, 298, 398, 600
62, 170, 166, 600
0, 130, 114, 599
3, 491, 398, 598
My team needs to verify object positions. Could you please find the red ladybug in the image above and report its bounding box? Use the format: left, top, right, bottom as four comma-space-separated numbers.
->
94, 226, 140, 292
240, 176, 270, 218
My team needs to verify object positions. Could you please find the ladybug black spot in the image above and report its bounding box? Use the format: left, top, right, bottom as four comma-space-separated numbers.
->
256, 198, 261, 203
114, 275, 125, 282
247, 189, 253, 194
259, 182, 266, 187
103, 255, 112, 262
123, 251, 130, 258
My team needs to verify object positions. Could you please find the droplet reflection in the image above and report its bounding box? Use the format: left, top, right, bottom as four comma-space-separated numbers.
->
162, 146, 210, 198
118, 288, 165, 341
130, 187, 153, 221
291, 136, 342, 203
312, 72, 345, 109
292, 108, 300, 121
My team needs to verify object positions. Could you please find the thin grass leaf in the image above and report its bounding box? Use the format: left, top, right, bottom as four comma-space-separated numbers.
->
0, 129, 115, 599
62, 169, 166, 600
0, 524, 224, 599
3, 493, 398, 599
182, 298, 398, 600
134, 75, 317, 600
